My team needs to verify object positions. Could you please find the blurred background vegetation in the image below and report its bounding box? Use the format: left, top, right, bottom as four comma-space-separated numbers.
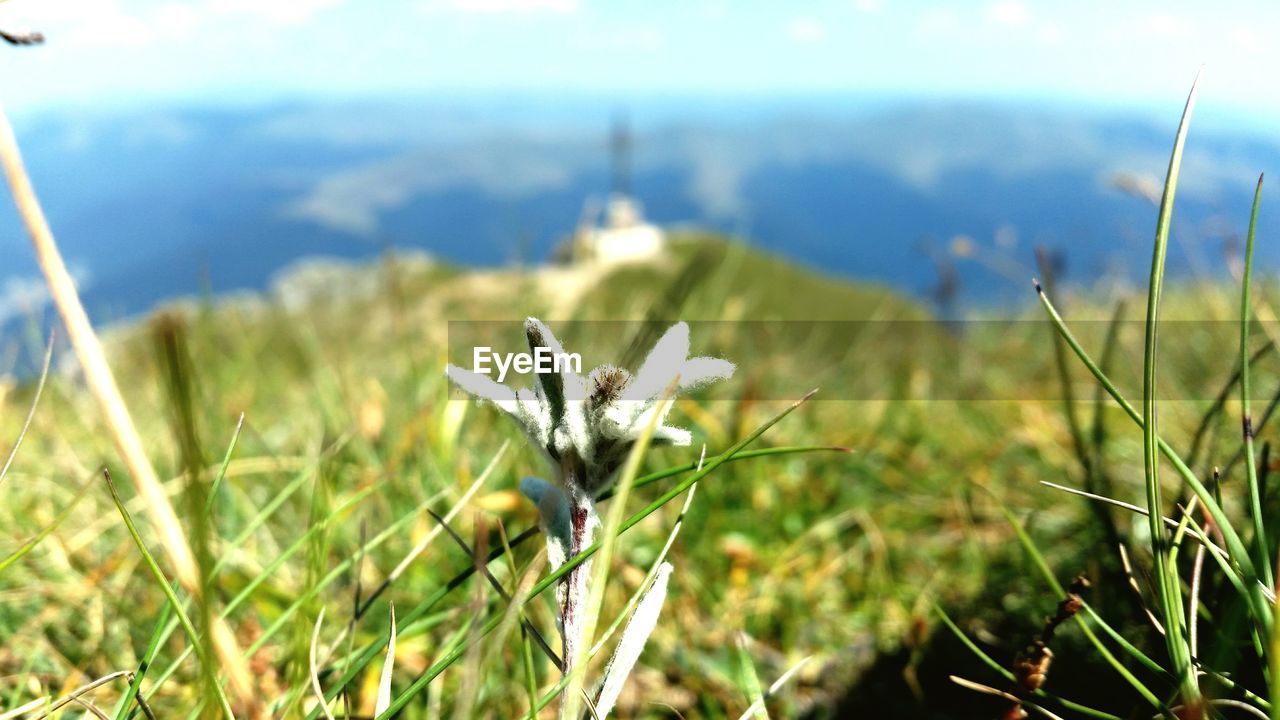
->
3, 231, 1279, 716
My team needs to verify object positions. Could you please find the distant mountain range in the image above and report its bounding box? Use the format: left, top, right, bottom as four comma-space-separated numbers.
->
2, 95, 1278, 331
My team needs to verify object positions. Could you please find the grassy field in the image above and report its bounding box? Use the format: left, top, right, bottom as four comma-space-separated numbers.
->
2, 226, 1279, 718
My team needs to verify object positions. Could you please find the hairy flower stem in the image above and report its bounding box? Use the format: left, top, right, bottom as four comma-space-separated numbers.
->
559, 455, 597, 688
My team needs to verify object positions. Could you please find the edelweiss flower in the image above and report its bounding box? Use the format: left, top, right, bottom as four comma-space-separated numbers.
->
445, 318, 734, 494
446, 318, 732, 716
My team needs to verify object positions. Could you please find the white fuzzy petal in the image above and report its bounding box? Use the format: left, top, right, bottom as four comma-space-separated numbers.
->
445, 364, 518, 411
598, 400, 649, 441
559, 378, 594, 462
626, 322, 690, 401
653, 425, 693, 446
595, 563, 674, 718
626, 397, 677, 441
678, 357, 735, 390
514, 387, 553, 449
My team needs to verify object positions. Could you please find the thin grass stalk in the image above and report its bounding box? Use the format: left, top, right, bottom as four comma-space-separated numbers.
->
949, 677, 1066, 720
1272, 553, 1280, 720
495, 523, 542, 713
155, 317, 225, 716
1242, 174, 1273, 590
1037, 252, 1121, 555
35, 671, 131, 720
206, 414, 244, 513
0, 333, 52, 486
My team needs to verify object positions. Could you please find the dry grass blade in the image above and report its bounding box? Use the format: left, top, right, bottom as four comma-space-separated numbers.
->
70, 697, 111, 720
1189, 539, 1206, 658
310, 608, 337, 720
0, 699, 46, 720
1117, 544, 1165, 635
0, 333, 52, 486
0, 103, 257, 711
949, 676, 1066, 720
375, 604, 396, 717
1041, 481, 1234, 567
34, 670, 130, 719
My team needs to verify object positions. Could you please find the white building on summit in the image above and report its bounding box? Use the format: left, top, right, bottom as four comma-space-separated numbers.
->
573, 193, 666, 263
566, 116, 667, 265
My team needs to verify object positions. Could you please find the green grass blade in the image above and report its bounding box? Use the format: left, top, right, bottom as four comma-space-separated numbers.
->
103, 470, 236, 719
206, 413, 244, 513
115, 595, 174, 720
1140, 73, 1199, 703
734, 634, 769, 719
1242, 174, 1272, 590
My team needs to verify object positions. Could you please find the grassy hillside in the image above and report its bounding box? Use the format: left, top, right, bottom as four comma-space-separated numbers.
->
1, 232, 1274, 717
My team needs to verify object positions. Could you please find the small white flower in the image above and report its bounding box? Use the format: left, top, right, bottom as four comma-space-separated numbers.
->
446, 318, 734, 493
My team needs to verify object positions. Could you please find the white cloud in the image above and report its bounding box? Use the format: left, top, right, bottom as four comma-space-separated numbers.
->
787, 16, 826, 44
852, 0, 883, 14
987, 1, 1028, 27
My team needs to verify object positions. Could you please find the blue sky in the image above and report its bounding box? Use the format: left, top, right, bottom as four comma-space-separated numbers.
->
0, 0, 1278, 120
